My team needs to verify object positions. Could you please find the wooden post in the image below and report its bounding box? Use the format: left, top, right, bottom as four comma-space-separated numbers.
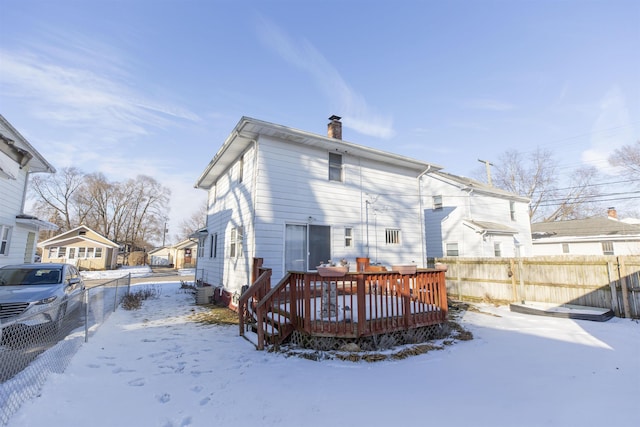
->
357, 274, 367, 336
252, 257, 263, 286
456, 258, 462, 300
402, 275, 412, 329
438, 270, 448, 320
288, 274, 298, 327
304, 275, 312, 334
618, 258, 632, 318
510, 259, 517, 301
256, 304, 265, 350
518, 257, 525, 304
607, 261, 620, 317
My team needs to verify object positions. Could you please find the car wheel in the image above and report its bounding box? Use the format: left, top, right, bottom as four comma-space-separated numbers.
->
54, 302, 68, 333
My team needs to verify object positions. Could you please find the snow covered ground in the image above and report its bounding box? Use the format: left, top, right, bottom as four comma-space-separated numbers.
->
10, 281, 639, 427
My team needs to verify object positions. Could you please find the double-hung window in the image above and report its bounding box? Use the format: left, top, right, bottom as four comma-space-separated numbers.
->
0, 226, 11, 255
230, 227, 243, 258
344, 227, 353, 247
446, 242, 459, 256
329, 153, 343, 182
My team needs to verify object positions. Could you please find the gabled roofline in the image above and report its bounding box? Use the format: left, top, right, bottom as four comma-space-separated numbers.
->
429, 170, 530, 202
38, 235, 120, 248
195, 116, 443, 189
39, 224, 119, 248
0, 114, 56, 174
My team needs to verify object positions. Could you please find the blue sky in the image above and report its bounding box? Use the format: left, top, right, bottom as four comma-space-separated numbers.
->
1, 0, 638, 240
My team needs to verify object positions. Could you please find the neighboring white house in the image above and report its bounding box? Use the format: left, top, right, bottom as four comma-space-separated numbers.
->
423, 171, 533, 258
531, 209, 640, 256
149, 238, 198, 269
0, 115, 58, 266
193, 116, 532, 303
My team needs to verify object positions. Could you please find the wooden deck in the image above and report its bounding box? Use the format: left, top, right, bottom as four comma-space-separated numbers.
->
239, 259, 448, 350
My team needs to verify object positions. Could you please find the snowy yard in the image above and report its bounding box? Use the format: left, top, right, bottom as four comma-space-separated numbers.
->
10, 281, 639, 427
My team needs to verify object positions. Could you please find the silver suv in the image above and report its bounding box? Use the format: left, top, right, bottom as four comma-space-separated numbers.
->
0, 263, 85, 331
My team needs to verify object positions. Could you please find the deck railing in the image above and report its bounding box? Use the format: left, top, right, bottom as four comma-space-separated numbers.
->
239, 264, 448, 350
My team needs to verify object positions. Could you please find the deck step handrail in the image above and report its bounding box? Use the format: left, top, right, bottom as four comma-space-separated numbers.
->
238, 268, 272, 341
253, 273, 295, 350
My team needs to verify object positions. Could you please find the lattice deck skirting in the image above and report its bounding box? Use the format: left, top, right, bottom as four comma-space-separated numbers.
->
288, 323, 451, 352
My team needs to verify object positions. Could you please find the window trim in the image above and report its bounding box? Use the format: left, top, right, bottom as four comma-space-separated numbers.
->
344, 227, 353, 247
238, 155, 244, 183
433, 195, 443, 210
446, 242, 459, 257
328, 152, 343, 182
0, 225, 11, 256
509, 201, 516, 221
385, 228, 401, 245
230, 227, 244, 258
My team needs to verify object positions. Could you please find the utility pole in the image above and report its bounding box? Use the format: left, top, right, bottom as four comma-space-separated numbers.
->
162, 221, 168, 247
478, 159, 494, 186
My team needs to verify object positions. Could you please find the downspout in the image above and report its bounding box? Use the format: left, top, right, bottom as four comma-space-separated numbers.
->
417, 166, 432, 268
249, 139, 259, 278
21, 171, 32, 214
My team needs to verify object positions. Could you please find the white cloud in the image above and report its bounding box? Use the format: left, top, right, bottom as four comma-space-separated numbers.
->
0, 47, 199, 142
581, 86, 634, 172
256, 17, 394, 139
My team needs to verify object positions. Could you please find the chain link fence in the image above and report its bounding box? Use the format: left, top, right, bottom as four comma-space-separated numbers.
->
0, 274, 131, 425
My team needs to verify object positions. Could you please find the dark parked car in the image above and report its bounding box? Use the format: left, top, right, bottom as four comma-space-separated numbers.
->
0, 263, 85, 332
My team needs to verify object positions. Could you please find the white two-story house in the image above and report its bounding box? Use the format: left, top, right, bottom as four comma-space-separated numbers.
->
0, 115, 58, 266
194, 116, 532, 304
423, 171, 532, 258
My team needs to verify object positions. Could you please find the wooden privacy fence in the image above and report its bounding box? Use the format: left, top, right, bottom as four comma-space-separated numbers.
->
438, 255, 640, 319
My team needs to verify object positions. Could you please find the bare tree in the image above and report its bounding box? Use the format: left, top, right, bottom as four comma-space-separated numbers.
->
176, 201, 207, 242
609, 140, 640, 180
29, 167, 85, 231
120, 175, 171, 250
30, 170, 171, 252
488, 148, 600, 222
540, 165, 601, 221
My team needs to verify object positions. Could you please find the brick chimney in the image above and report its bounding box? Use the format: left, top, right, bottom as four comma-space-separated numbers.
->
327, 115, 342, 139
607, 207, 618, 219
